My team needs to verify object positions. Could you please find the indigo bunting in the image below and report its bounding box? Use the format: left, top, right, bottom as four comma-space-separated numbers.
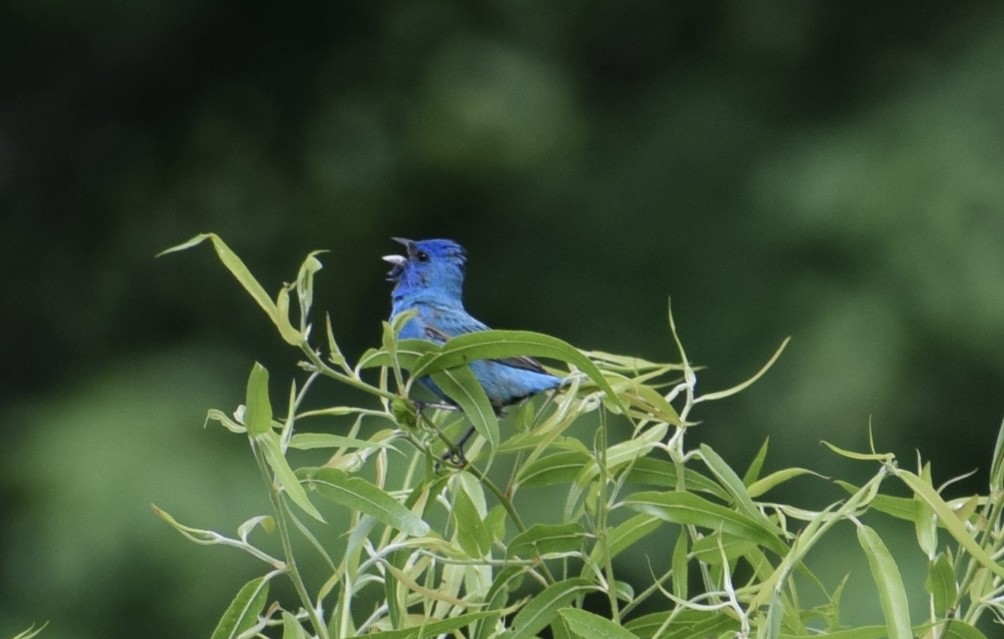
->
384, 238, 560, 448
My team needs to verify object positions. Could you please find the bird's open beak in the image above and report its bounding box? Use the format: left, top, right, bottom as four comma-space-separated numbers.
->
383, 237, 413, 280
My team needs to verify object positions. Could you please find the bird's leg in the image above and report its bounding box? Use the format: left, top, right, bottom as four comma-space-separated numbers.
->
440, 426, 477, 465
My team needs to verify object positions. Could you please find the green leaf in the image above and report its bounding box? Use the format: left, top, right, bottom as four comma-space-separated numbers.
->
245, 362, 273, 436
925, 553, 958, 618
936, 620, 991, 639
743, 437, 770, 486
362, 610, 503, 639
624, 457, 731, 501
151, 503, 224, 545
430, 366, 500, 452
699, 444, 775, 529
625, 609, 739, 639
821, 440, 894, 463
518, 450, 593, 487
558, 608, 640, 639
508, 522, 589, 559
896, 468, 1004, 580
671, 530, 688, 599
299, 467, 430, 536
281, 611, 307, 639
158, 233, 304, 345
691, 532, 756, 564
288, 432, 392, 450
210, 576, 269, 639
856, 524, 912, 639
453, 484, 492, 557
695, 336, 789, 402
913, 462, 937, 557
590, 514, 661, 564
747, 467, 822, 498
256, 432, 324, 522
990, 418, 1004, 491
10, 623, 48, 639
624, 491, 788, 555
500, 578, 595, 639
410, 329, 631, 417
835, 480, 917, 521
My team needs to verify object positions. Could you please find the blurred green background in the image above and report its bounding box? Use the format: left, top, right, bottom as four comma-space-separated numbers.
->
3, 2, 1004, 636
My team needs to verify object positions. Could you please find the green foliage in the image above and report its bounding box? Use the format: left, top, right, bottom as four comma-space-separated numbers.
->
154, 235, 1004, 638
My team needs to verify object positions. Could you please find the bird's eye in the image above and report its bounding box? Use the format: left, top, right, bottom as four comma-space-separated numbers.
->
415, 250, 429, 262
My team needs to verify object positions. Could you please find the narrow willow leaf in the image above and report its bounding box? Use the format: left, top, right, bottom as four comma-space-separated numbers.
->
429, 365, 499, 451
10, 623, 48, 639
990, 418, 1004, 491
281, 611, 307, 639
856, 525, 912, 639
625, 457, 731, 500
475, 567, 528, 639
595, 423, 668, 475
925, 553, 957, 617
624, 491, 787, 555
671, 530, 688, 599
699, 444, 774, 529
743, 437, 770, 486
159, 233, 305, 345
821, 441, 895, 462
410, 330, 630, 416
590, 514, 661, 565
159, 234, 275, 318
359, 611, 502, 639
694, 337, 789, 402
453, 485, 492, 557
206, 408, 245, 433
237, 515, 275, 542
210, 576, 269, 639
691, 532, 756, 564
295, 251, 325, 323
913, 462, 937, 558
288, 433, 392, 450
245, 362, 273, 436
835, 481, 916, 521
508, 522, 589, 559
624, 609, 738, 639
936, 621, 991, 639
518, 450, 593, 486
256, 432, 324, 522
273, 285, 304, 345
151, 504, 223, 545
558, 608, 639, 639
747, 467, 822, 498
896, 468, 1004, 579
325, 313, 347, 368
299, 467, 429, 536
501, 578, 595, 639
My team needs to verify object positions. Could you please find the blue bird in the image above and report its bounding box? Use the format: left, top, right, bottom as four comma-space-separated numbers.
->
384, 238, 561, 452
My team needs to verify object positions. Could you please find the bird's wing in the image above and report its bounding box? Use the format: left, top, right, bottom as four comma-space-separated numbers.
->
422, 313, 550, 375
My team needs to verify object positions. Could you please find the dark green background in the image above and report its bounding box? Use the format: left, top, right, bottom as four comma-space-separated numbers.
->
3, 2, 1003, 636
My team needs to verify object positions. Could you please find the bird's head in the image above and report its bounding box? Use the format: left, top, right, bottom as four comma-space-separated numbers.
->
383, 238, 468, 303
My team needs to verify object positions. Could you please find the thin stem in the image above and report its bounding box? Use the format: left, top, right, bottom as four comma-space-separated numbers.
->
251, 439, 330, 639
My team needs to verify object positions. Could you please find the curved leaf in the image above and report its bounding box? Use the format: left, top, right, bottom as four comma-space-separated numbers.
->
501, 578, 595, 639
210, 576, 269, 639
624, 491, 787, 555
410, 330, 630, 416
558, 608, 639, 639
299, 467, 429, 536
857, 524, 912, 639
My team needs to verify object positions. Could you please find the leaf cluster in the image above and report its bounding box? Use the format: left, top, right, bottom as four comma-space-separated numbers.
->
135, 235, 1004, 639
